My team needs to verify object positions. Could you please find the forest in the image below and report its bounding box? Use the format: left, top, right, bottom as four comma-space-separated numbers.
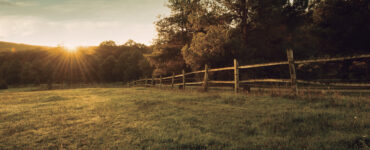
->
0, 0, 369, 88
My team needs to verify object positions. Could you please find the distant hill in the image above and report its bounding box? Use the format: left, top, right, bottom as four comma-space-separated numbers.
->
0, 41, 51, 53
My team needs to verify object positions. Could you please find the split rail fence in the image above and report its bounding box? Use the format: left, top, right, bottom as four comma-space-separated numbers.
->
128, 49, 370, 94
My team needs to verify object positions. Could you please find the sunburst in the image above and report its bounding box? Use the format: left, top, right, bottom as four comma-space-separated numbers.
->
37, 46, 98, 85
65, 46, 78, 53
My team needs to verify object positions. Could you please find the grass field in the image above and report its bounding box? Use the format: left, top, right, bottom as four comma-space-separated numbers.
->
0, 87, 369, 149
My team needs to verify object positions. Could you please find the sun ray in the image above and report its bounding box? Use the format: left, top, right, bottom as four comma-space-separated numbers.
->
65, 46, 78, 53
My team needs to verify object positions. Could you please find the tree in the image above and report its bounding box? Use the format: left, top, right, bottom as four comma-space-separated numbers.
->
0, 79, 7, 89
182, 25, 231, 70
138, 58, 153, 78
95, 41, 118, 59
149, 0, 211, 75
215, 0, 253, 42
100, 55, 117, 82
114, 53, 129, 82
20, 62, 38, 84
310, 0, 370, 55
5, 60, 22, 85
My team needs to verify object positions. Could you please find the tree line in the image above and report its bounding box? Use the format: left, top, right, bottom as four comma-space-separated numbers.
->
0, 0, 369, 89
0, 40, 153, 88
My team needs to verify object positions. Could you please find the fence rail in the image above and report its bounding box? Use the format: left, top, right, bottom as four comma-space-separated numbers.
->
296, 80, 370, 87
129, 50, 370, 94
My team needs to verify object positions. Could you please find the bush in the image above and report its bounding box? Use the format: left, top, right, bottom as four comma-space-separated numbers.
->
0, 80, 8, 89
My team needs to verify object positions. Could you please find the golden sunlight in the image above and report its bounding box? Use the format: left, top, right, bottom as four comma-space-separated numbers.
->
65, 45, 79, 52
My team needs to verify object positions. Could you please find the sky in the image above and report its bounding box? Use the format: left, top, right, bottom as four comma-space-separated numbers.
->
0, 0, 170, 48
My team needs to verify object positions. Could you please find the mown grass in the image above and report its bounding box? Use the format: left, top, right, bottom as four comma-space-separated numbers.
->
0, 87, 369, 149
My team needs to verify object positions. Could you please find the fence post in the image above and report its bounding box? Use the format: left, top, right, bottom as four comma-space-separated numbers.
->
286, 49, 298, 95
171, 72, 175, 88
152, 76, 155, 87
160, 75, 162, 88
182, 70, 186, 90
234, 59, 239, 93
203, 64, 209, 92
145, 78, 148, 87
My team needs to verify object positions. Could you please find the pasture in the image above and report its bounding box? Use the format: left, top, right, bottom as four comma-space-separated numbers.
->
0, 87, 369, 149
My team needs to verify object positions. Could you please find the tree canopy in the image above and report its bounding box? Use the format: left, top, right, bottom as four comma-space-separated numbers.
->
148, 0, 369, 80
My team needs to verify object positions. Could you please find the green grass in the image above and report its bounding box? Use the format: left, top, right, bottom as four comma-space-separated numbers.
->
0, 87, 369, 149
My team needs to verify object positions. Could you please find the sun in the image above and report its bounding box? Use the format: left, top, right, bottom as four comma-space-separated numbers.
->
64, 45, 79, 52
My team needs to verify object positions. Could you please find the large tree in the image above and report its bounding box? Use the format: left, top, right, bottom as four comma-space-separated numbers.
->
149, 0, 219, 75
310, 0, 370, 55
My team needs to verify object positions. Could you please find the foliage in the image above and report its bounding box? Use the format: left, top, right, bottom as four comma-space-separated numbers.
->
148, 0, 217, 75
148, 0, 369, 82
148, 44, 186, 75
0, 79, 7, 89
182, 25, 231, 70
100, 56, 117, 82
0, 40, 153, 86
310, 0, 370, 55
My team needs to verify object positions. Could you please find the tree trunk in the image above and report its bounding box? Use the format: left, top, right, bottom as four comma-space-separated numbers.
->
240, 0, 248, 42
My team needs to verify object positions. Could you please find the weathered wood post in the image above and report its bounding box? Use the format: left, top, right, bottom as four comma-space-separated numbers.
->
234, 59, 239, 93
182, 70, 186, 90
145, 78, 148, 87
160, 75, 162, 88
286, 49, 298, 95
171, 72, 175, 88
152, 76, 155, 87
203, 64, 209, 92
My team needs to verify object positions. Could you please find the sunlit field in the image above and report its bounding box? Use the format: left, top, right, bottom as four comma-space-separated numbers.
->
0, 0, 369, 149
0, 87, 368, 149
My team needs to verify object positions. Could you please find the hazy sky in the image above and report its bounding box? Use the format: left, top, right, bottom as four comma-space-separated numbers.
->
0, 0, 170, 47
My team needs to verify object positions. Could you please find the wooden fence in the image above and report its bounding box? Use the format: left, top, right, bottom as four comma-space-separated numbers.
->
128, 50, 370, 95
